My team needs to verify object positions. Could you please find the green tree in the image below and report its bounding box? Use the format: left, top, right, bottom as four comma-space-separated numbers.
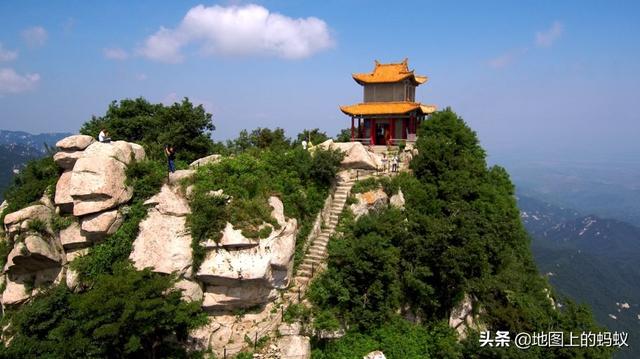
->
296, 128, 329, 146
80, 97, 215, 163
335, 128, 352, 142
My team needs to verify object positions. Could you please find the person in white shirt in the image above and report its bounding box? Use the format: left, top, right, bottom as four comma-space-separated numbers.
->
98, 129, 111, 143
301, 139, 308, 150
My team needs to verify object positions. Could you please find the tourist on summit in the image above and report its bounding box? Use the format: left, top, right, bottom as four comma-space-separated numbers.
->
392, 154, 399, 173
301, 139, 308, 150
165, 145, 176, 173
381, 153, 388, 173
98, 128, 111, 143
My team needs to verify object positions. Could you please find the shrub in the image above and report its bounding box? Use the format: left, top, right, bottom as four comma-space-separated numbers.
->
0, 266, 207, 358
185, 145, 341, 273
26, 218, 48, 236
1, 156, 60, 223
50, 214, 74, 232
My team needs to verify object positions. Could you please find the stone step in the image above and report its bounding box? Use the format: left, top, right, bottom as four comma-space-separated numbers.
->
300, 263, 320, 271
307, 253, 324, 261
308, 247, 325, 254
296, 275, 310, 283
314, 239, 330, 246
309, 244, 326, 252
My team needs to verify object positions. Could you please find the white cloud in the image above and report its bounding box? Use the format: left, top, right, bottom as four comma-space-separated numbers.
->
22, 26, 48, 47
536, 21, 563, 47
0, 43, 18, 62
135, 73, 148, 81
488, 48, 529, 69
139, 4, 334, 63
103, 47, 129, 60
0, 68, 40, 95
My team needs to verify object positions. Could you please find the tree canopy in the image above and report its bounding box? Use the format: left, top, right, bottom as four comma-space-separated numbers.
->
80, 97, 215, 163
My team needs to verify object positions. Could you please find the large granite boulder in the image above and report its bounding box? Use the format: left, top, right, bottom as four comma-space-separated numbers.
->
69, 155, 132, 216
197, 197, 297, 308
389, 189, 405, 209
59, 222, 91, 250
56, 135, 95, 151
317, 139, 382, 170
130, 143, 146, 162
54, 135, 96, 170
2, 273, 32, 306
53, 150, 84, 170
202, 222, 258, 249
143, 184, 190, 216
54, 171, 74, 212
350, 188, 388, 219
175, 279, 203, 302
130, 184, 192, 277
130, 210, 193, 277
81, 141, 130, 165
190, 154, 222, 168
202, 283, 277, 310
168, 170, 196, 185
276, 335, 311, 359
5, 235, 62, 274
3, 204, 52, 237
80, 209, 123, 241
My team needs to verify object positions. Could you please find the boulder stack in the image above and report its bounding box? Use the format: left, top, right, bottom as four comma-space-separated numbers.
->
1, 135, 145, 307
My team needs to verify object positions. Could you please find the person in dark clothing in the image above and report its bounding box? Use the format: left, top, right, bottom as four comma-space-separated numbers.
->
165, 145, 176, 173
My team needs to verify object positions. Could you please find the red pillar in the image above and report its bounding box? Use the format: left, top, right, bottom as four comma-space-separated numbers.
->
370, 118, 376, 145
350, 117, 354, 141
401, 118, 407, 139
390, 118, 395, 144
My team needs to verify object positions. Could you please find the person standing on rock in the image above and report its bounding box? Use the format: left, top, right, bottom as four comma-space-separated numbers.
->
391, 154, 399, 173
165, 145, 176, 173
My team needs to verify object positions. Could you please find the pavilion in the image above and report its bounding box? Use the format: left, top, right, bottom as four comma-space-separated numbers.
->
340, 59, 436, 145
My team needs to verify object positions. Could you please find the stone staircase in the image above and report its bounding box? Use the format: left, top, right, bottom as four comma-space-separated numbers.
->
293, 174, 355, 289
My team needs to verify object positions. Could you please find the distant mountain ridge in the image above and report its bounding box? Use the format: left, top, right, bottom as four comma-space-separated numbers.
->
0, 130, 72, 201
519, 194, 639, 358
0, 130, 72, 153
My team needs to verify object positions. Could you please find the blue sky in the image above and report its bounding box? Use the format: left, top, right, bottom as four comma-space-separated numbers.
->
1, 1, 639, 161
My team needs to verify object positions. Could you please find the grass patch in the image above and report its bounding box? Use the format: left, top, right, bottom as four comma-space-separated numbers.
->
185, 147, 342, 273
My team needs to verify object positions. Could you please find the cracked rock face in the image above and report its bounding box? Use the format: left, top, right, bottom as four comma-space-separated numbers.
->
69, 155, 132, 216
130, 184, 193, 278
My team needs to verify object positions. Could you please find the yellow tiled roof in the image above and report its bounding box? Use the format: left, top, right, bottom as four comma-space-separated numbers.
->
340, 102, 436, 116
352, 58, 428, 85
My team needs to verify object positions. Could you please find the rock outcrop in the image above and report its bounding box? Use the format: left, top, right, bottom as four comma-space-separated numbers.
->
390, 189, 405, 209
317, 139, 382, 170
189, 154, 222, 168
196, 196, 297, 310
350, 188, 388, 219
1, 135, 144, 308
364, 351, 387, 359
129, 182, 193, 277
448, 293, 485, 339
